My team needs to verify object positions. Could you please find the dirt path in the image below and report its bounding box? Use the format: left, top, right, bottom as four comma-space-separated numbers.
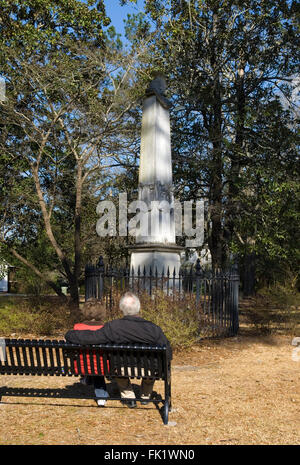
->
0, 334, 299, 445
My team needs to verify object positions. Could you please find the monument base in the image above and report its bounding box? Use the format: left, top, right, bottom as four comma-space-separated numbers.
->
129, 243, 184, 277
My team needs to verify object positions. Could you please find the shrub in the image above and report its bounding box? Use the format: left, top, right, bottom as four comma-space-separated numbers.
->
241, 287, 300, 335
97, 290, 212, 350
0, 292, 215, 347
138, 291, 202, 350
0, 296, 72, 337
0, 305, 36, 335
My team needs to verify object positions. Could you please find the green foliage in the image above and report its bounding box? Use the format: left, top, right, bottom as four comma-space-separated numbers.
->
0, 0, 147, 307
259, 282, 300, 309
241, 287, 300, 335
139, 292, 203, 350
0, 292, 204, 346
232, 179, 300, 289
126, 0, 299, 278
15, 267, 53, 296
0, 305, 36, 335
0, 0, 110, 50
0, 296, 72, 336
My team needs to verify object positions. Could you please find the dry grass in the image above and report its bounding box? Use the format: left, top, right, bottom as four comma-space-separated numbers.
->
0, 332, 299, 445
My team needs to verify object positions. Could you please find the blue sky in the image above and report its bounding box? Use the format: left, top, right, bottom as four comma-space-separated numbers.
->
104, 0, 145, 38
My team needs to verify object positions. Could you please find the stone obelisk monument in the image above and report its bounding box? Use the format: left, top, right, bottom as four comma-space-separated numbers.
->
129, 74, 183, 276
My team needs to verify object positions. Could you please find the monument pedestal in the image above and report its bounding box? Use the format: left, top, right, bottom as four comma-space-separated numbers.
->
129, 243, 183, 276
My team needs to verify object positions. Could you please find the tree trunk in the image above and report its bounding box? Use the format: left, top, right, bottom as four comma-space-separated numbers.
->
225, 58, 246, 250
208, 15, 226, 270
243, 252, 256, 297
70, 162, 83, 310
32, 164, 80, 311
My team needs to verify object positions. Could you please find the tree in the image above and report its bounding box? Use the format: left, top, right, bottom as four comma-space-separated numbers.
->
126, 0, 299, 277
0, 0, 147, 311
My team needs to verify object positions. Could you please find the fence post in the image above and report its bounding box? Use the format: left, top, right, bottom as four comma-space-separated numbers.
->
84, 264, 89, 302
97, 256, 104, 300
231, 263, 239, 336
125, 261, 130, 290
195, 258, 201, 307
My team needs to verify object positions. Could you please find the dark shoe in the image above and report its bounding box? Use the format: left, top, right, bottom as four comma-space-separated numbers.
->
122, 400, 137, 408
140, 394, 152, 405
80, 376, 93, 386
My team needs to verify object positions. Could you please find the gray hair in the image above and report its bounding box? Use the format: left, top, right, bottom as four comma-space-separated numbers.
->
119, 292, 140, 316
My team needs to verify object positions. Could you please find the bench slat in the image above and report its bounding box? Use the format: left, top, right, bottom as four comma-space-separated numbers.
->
95, 348, 103, 375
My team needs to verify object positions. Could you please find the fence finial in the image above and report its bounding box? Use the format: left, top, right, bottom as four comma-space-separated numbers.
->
196, 258, 201, 276
97, 255, 104, 272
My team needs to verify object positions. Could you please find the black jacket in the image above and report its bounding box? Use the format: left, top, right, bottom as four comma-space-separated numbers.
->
65, 315, 172, 358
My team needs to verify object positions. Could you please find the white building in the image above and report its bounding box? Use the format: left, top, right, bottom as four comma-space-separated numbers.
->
0, 262, 9, 292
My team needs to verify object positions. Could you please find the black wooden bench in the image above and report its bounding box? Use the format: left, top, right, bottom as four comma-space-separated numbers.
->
0, 338, 172, 424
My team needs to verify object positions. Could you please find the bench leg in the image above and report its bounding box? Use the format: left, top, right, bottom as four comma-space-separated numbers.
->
163, 378, 171, 425
163, 400, 169, 425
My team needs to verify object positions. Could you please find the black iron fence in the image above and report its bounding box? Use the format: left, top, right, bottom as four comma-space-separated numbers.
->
85, 257, 239, 338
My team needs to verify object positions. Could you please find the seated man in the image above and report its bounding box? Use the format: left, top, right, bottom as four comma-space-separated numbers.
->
65, 292, 172, 408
